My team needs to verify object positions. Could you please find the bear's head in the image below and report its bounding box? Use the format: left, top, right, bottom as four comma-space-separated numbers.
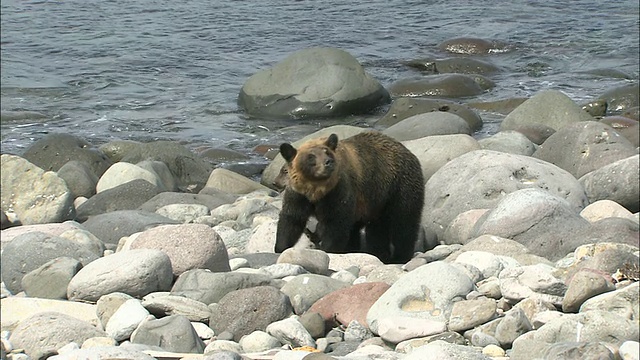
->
279, 134, 340, 201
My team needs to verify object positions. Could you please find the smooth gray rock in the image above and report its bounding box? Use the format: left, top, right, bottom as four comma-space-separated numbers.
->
238, 47, 389, 119
500, 90, 594, 132
57, 160, 99, 199
279, 274, 349, 315
48, 347, 156, 360
265, 317, 316, 348
76, 179, 161, 222
478, 130, 537, 156
131, 315, 205, 353
130, 223, 230, 277
367, 261, 474, 334
276, 248, 330, 275
22, 133, 112, 176
9, 312, 107, 360
580, 154, 639, 213
403, 134, 481, 184
209, 286, 292, 341
99, 139, 144, 163
471, 188, 591, 261
1, 231, 101, 294
238, 331, 282, 353
447, 297, 497, 332
405, 56, 500, 75
136, 160, 177, 192
1, 154, 75, 225
494, 307, 532, 348
383, 112, 471, 141
298, 311, 327, 339
82, 210, 180, 246
171, 269, 274, 305
422, 150, 588, 240
562, 269, 615, 313
499, 263, 566, 306
598, 83, 639, 113
402, 340, 492, 360
142, 294, 211, 323
106, 298, 151, 342
97, 162, 166, 193
543, 342, 615, 360
533, 121, 637, 179
580, 282, 639, 320
96, 292, 135, 329
21, 257, 82, 300
139, 191, 237, 213
67, 249, 173, 302
205, 168, 274, 195
389, 74, 484, 98
377, 97, 483, 131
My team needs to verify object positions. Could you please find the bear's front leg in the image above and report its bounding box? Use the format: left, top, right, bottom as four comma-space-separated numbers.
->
314, 193, 356, 253
275, 190, 313, 253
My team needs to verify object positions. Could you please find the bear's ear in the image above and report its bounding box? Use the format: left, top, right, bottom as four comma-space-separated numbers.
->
326, 134, 338, 150
280, 143, 297, 163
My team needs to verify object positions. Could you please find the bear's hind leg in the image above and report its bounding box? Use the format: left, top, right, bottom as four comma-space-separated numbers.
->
364, 221, 392, 263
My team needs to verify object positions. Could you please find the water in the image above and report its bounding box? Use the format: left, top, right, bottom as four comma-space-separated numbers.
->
2, 0, 639, 161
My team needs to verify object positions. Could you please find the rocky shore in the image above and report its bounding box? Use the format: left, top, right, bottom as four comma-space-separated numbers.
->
1, 44, 639, 360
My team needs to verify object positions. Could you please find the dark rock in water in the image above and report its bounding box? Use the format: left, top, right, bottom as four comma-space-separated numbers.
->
1, 231, 101, 294
238, 47, 390, 120
76, 179, 161, 222
82, 210, 179, 246
138, 191, 237, 213
209, 286, 293, 341
22, 133, 112, 177
598, 83, 640, 114
466, 98, 528, 116
621, 106, 640, 121
99, 140, 144, 163
120, 140, 214, 193
581, 99, 608, 117
533, 121, 637, 179
438, 37, 513, 55
581, 68, 633, 79
377, 97, 483, 131
389, 74, 485, 99
404, 57, 500, 75
131, 315, 205, 353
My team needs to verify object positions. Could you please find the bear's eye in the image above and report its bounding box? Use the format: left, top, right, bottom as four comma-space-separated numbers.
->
306, 154, 316, 163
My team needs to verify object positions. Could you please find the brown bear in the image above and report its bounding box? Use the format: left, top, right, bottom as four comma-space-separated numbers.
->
275, 131, 424, 263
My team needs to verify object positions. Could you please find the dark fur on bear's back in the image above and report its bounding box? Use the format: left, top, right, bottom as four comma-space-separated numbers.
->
275, 131, 424, 263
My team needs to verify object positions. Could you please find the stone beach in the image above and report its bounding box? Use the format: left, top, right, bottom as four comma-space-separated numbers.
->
1, 44, 639, 360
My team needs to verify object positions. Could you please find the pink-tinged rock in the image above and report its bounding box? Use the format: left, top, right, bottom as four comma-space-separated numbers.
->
307, 282, 390, 329
377, 316, 447, 343
130, 223, 230, 277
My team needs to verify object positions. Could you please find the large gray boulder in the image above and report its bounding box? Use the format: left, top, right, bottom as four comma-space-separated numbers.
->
131, 315, 205, 353
579, 154, 639, 213
75, 179, 161, 222
422, 150, 588, 240
533, 121, 637, 179
260, 125, 366, 188
388, 74, 484, 99
500, 90, 594, 132
238, 47, 389, 119
1, 154, 75, 225
597, 83, 639, 114
383, 112, 471, 141
82, 210, 179, 246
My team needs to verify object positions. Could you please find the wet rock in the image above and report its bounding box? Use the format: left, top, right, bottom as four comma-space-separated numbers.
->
581, 98, 609, 117
129, 223, 230, 277
598, 83, 639, 114
209, 286, 292, 341
377, 97, 482, 131
438, 37, 513, 55
422, 150, 588, 240
239, 47, 389, 119
405, 57, 500, 75
383, 112, 471, 141
389, 74, 484, 99
1, 154, 75, 225
21, 257, 82, 299
67, 249, 173, 302
131, 315, 205, 353
500, 90, 594, 132
533, 121, 637, 179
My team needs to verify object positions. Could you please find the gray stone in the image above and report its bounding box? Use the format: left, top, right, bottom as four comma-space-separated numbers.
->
494, 307, 532, 348
97, 162, 166, 193
238, 330, 281, 353
580, 154, 639, 213
99, 139, 144, 163
342, 320, 373, 342
471, 188, 591, 261
619, 340, 640, 360
205, 168, 273, 195
276, 248, 330, 275
280, 274, 349, 314
171, 269, 274, 305
260, 263, 308, 279
580, 282, 639, 320
447, 297, 497, 332
533, 121, 637, 179
96, 292, 135, 329
383, 112, 471, 141
580, 199, 635, 223
402, 134, 481, 184
57, 160, 99, 199
499, 263, 566, 306
377, 97, 483, 131
238, 47, 389, 119
562, 269, 616, 313
478, 130, 537, 156
67, 249, 173, 302
405, 56, 500, 75
402, 340, 492, 360
422, 150, 588, 240
9, 312, 106, 360
139, 191, 237, 213
1, 231, 101, 294
209, 286, 292, 341
156, 203, 210, 223
136, 160, 177, 192
142, 294, 211, 323
265, 317, 315, 348
366, 261, 474, 334
500, 90, 594, 132
598, 83, 639, 113
21, 257, 82, 299
1, 154, 75, 225
543, 342, 615, 360
442, 209, 489, 245
106, 299, 151, 342
131, 315, 205, 353
48, 347, 156, 360
130, 223, 230, 277
377, 316, 447, 343
76, 179, 161, 222
82, 210, 180, 246
299, 312, 326, 339
389, 74, 484, 98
